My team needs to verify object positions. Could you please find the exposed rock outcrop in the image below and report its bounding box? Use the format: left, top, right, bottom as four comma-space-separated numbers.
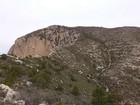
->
8, 25, 80, 58
0, 84, 25, 105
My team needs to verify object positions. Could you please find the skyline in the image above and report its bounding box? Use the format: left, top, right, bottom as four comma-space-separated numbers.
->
1, 0, 140, 54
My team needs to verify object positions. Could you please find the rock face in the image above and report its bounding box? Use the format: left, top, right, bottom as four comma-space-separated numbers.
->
8, 25, 80, 58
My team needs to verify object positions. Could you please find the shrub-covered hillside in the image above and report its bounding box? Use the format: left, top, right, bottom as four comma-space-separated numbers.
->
1, 25, 140, 105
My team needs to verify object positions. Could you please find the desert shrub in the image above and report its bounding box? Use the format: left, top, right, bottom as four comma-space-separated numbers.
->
38, 60, 46, 69
10, 65, 24, 76
0, 54, 7, 60
69, 84, 73, 87
30, 70, 51, 88
48, 58, 68, 73
27, 68, 37, 77
69, 74, 77, 81
57, 101, 64, 105
3, 65, 24, 87
92, 86, 106, 105
32, 98, 40, 105
106, 93, 122, 105
71, 86, 80, 96
55, 84, 63, 92
0, 64, 9, 69
37, 57, 67, 74
92, 86, 121, 105
4, 75, 15, 87
0, 70, 2, 77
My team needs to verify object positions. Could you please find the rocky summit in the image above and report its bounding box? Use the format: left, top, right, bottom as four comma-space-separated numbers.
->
8, 25, 80, 58
0, 25, 140, 105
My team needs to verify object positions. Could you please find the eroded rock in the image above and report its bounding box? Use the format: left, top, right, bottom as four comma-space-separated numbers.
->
0, 84, 25, 105
8, 25, 80, 58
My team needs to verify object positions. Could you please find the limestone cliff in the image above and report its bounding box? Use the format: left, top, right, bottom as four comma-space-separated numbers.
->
8, 25, 80, 58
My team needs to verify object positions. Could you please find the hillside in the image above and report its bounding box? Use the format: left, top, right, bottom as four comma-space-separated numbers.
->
0, 25, 140, 105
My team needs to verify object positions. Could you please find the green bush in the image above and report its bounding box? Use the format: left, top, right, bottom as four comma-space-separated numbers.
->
71, 86, 80, 96
57, 101, 64, 105
55, 84, 63, 92
0, 54, 7, 60
70, 74, 77, 81
30, 70, 51, 88
32, 98, 39, 105
92, 86, 106, 105
106, 93, 122, 105
4, 75, 15, 87
3, 65, 24, 87
10, 66, 24, 76
92, 86, 121, 105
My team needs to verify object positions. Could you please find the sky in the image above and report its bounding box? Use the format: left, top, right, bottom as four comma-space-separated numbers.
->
0, 0, 140, 54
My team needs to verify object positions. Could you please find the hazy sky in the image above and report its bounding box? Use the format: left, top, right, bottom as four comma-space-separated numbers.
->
0, 0, 140, 54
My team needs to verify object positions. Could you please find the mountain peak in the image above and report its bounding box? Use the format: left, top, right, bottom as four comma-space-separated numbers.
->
8, 25, 80, 58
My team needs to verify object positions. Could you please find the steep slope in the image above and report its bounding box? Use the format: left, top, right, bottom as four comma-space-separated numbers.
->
75, 27, 140, 104
8, 25, 80, 58
0, 25, 139, 105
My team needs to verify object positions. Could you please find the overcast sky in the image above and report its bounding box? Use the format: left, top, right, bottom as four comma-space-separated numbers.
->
0, 0, 140, 54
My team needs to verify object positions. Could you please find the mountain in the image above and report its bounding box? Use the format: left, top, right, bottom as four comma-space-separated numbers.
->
8, 25, 80, 58
0, 25, 140, 105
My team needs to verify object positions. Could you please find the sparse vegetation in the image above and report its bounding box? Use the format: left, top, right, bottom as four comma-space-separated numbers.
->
57, 101, 64, 105
55, 84, 63, 92
71, 86, 80, 96
69, 74, 77, 81
0, 54, 7, 60
1, 65, 24, 87
30, 70, 51, 88
92, 86, 121, 105
32, 98, 40, 105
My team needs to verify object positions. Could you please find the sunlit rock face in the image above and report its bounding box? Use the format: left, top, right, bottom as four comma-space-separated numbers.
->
8, 25, 80, 58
